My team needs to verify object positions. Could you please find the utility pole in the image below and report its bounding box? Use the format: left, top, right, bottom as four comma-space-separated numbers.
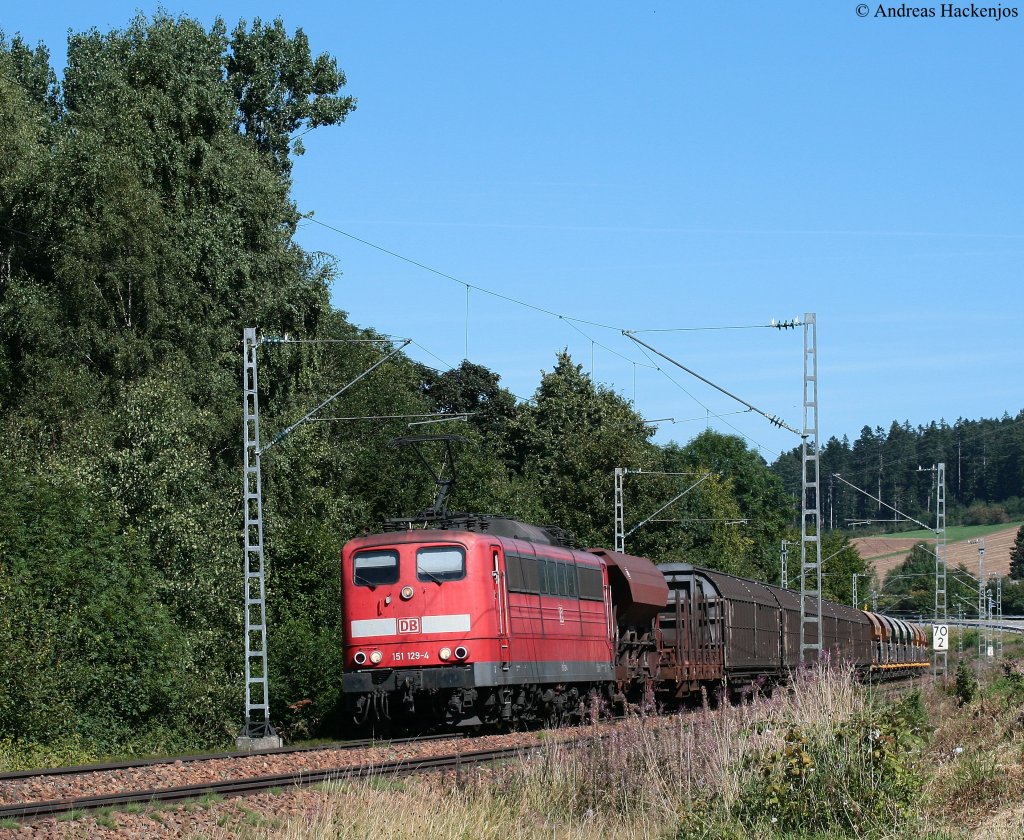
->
241, 328, 275, 748
852, 572, 857, 609
969, 538, 986, 666
613, 468, 712, 553
614, 467, 625, 553
997, 576, 1003, 659
986, 588, 994, 659
935, 463, 947, 676
780, 539, 789, 589
238, 328, 410, 748
800, 313, 823, 663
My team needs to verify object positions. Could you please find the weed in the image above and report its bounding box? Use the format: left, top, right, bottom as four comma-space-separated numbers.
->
241, 806, 266, 826
954, 661, 978, 706
95, 807, 117, 829
0, 819, 21, 830
891, 687, 931, 735
367, 777, 406, 792
736, 703, 925, 836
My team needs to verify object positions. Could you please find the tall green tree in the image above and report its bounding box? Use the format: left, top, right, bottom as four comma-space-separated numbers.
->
0, 12, 368, 754
819, 530, 869, 605
421, 360, 518, 438
672, 430, 792, 581
1010, 525, 1024, 580
0, 462, 202, 752
509, 351, 656, 547
227, 17, 355, 174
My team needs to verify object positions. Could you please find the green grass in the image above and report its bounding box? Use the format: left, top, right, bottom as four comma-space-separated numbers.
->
0, 818, 21, 829
242, 806, 267, 827
871, 521, 1023, 542
95, 807, 117, 829
367, 777, 407, 792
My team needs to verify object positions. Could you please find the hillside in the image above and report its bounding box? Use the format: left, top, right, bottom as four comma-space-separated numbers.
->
853, 523, 1022, 579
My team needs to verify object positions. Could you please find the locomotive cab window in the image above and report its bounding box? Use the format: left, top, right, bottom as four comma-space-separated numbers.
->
416, 545, 466, 583
577, 565, 604, 601
352, 549, 399, 587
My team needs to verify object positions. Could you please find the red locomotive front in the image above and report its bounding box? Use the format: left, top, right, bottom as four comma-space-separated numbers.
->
340, 518, 620, 728
341, 529, 501, 721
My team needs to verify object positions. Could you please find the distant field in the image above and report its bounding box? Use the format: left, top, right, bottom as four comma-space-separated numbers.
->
868, 522, 1024, 543
852, 521, 1022, 579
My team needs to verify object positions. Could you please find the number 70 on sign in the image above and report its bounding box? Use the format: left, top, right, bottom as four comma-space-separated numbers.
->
932, 625, 949, 651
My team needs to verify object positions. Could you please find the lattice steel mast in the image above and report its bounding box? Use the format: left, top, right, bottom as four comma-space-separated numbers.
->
997, 576, 1003, 659
614, 467, 626, 553
241, 328, 275, 743
623, 319, 818, 661
935, 463, 947, 676
613, 468, 711, 553
239, 329, 411, 747
976, 538, 986, 660
800, 313, 823, 662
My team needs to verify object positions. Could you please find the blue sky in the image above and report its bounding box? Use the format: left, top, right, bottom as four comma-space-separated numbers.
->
6, 2, 1022, 462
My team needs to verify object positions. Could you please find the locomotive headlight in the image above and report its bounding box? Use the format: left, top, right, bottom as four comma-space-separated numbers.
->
455, 646, 469, 660
353, 651, 367, 666
439, 647, 452, 661
400, 586, 414, 600
369, 650, 384, 665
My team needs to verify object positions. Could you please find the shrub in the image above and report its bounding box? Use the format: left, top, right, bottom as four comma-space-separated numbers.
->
954, 661, 978, 706
736, 705, 925, 836
963, 502, 1010, 526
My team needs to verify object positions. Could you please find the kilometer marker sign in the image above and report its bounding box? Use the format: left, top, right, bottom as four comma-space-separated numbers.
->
933, 624, 949, 651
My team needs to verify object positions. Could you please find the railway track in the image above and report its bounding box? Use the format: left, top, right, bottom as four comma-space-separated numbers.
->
0, 742, 532, 822
0, 731, 456, 782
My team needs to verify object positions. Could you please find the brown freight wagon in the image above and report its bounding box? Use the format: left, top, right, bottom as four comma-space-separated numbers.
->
656, 563, 882, 705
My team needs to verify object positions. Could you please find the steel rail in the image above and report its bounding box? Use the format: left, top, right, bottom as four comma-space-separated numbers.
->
0, 732, 462, 782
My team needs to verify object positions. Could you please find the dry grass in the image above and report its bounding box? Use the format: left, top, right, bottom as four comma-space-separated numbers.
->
921, 663, 1024, 835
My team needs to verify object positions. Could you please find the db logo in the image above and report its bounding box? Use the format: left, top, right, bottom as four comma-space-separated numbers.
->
398, 618, 421, 634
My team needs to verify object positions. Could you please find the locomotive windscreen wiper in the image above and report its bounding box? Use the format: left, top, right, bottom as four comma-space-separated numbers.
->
353, 573, 377, 589
419, 569, 444, 586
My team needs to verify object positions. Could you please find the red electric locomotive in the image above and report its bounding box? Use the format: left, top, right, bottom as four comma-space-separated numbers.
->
340, 515, 666, 727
